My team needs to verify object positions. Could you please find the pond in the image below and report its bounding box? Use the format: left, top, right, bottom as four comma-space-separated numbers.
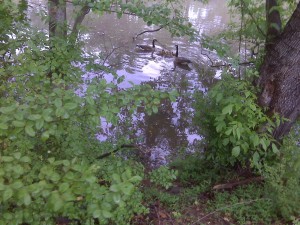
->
29, 0, 230, 166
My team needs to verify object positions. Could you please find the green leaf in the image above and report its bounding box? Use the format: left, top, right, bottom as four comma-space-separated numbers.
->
128, 175, 142, 182
1, 156, 14, 162
25, 125, 35, 137
24, 193, 32, 206
102, 210, 113, 218
11, 181, 23, 189
64, 102, 77, 110
0, 123, 8, 130
249, 103, 257, 111
41, 131, 50, 141
232, 146, 240, 157
13, 152, 21, 160
27, 114, 42, 121
112, 174, 121, 182
109, 184, 120, 192
216, 93, 223, 102
50, 192, 63, 211
3, 188, 13, 201
54, 98, 63, 108
59, 183, 69, 193
112, 193, 121, 204
225, 128, 232, 136
0, 105, 16, 114
236, 127, 241, 140
35, 119, 44, 130
121, 183, 134, 195
86, 96, 95, 105
93, 209, 102, 218
222, 104, 233, 115
260, 139, 267, 151
55, 108, 65, 117
152, 106, 158, 114
20, 156, 31, 163
252, 151, 260, 166
222, 138, 229, 146
272, 143, 279, 154
12, 120, 25, 128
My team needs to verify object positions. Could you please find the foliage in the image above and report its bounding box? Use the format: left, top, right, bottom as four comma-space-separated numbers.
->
170, 155, 222, 187
209, 184, 276, 224
71, 0, 197, 38
143, 187, 180, 209
193, 71, 280, 169
0, 1, 179, 223
0, 151, 147, 225
263, 123, 300, 220
149, 166, 178, 190
203, 0, 298, 69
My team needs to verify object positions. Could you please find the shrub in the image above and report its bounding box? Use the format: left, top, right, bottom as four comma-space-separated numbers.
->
193, 71, 280, 169
0, 151, 147, 225
264, 123, 300, 220
209, 184, 276, 224
149, 166, 178, 190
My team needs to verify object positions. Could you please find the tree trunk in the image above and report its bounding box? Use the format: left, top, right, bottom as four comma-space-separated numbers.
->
265, 0, 282, 50
257, 2, 300, 140
48, 0, 67, 39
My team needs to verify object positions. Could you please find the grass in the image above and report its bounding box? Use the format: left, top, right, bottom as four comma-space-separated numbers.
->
137, 155, 293, 225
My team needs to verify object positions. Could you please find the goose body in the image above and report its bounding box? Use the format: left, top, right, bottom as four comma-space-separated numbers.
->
157, 49, 175, 57
136, 39, 158, 51
173, 45, 192, 65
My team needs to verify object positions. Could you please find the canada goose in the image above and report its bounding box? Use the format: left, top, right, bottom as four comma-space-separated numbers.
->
174, 45, 192, 65
136, 39, 158, 51
156, 49, 175, 58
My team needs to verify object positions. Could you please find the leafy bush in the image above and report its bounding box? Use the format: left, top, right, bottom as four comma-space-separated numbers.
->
0, 10, 176, 224
149, 166, 178, 190
0, 150, 147, 225
264, 123, 300, 220
193, 71, 280, 169
170, 155, 221, 187
209, 184, 276, 224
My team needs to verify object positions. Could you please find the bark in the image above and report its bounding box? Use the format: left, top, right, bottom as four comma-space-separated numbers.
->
258, 2, 300, 140
70, 5, 90, 41
48, 0, 67, 39
265, 0, 282, 49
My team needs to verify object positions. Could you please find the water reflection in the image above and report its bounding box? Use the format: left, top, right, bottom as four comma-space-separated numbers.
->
28, 0, 229, 165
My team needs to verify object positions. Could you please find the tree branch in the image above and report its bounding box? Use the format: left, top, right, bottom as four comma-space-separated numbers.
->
135, 23, 169, 39
70, 5, 90, 40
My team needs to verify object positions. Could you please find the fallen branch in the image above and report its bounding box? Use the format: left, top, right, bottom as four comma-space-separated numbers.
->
212, 176, 264, 190
191, 198, 269, 224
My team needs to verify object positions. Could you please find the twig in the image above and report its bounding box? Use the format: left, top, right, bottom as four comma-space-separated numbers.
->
191, 198, 269, 224
102, 45, 123, 65
212, 176, 264, 190
241, 0, 266, 38
96, 144, 136, 160
135, 23, 169, 39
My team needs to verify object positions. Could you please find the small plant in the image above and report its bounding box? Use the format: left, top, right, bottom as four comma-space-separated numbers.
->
170, 155, 221, 186
208, 184, 276, 224
149, 166, 178, 190
193, 71, 280, 170
143, 187, 180, 209
264, 123, 300, 220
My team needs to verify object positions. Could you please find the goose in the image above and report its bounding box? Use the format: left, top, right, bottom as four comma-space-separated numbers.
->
136, 39, 158, 51
173, 45, 192, 65
156, 49, 175, 58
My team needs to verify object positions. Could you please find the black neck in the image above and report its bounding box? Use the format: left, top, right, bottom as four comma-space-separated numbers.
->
152, 40, 156, 48
175, 45, 178, 57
